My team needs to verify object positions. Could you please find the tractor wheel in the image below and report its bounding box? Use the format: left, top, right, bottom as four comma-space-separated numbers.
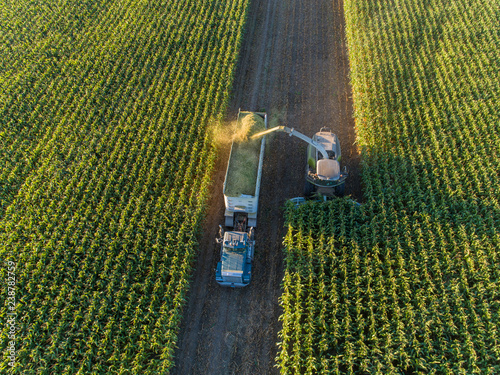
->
305, 180, 315, 196
335, 183, 345, 197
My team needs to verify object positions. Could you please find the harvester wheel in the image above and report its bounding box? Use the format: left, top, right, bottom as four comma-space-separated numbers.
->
335, 183, 345, 197
305, 180, 315, 196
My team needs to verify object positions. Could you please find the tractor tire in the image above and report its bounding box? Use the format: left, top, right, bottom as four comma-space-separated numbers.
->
305, 180, 315, 196
335, 183, 345, 197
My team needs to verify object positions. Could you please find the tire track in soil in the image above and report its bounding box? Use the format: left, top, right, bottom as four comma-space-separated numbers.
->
172, 1, 360, 374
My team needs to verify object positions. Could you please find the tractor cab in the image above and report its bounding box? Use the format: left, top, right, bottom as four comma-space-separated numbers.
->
215, 225, 254, 287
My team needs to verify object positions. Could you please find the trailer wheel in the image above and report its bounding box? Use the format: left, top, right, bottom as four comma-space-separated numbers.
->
248, 227, 255, 241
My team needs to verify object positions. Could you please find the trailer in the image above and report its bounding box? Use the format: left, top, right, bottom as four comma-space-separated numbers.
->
215, 110, 267, 287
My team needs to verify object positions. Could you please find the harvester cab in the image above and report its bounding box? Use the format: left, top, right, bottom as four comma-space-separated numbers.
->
306, 127, 347, 197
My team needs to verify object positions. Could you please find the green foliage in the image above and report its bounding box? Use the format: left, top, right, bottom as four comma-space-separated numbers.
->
0, 0, 250, 373
277, 0, 500, 373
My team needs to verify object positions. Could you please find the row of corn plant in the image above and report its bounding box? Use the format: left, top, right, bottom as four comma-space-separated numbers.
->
0, 0, 250, 373
277, 0, 500, 373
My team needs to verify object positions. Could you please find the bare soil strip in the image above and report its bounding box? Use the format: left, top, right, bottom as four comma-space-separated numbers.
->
172, 0, 360, 373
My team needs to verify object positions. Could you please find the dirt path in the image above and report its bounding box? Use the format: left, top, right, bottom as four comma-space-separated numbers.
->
172, 0, 360, 374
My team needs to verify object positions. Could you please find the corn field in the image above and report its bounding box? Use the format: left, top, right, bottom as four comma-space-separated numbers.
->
277, 0, 500, 373
0, 0, 249, 373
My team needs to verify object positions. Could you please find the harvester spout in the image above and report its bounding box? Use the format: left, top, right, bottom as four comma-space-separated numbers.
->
251, 125, 329, 159
249, 126, 287, 140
